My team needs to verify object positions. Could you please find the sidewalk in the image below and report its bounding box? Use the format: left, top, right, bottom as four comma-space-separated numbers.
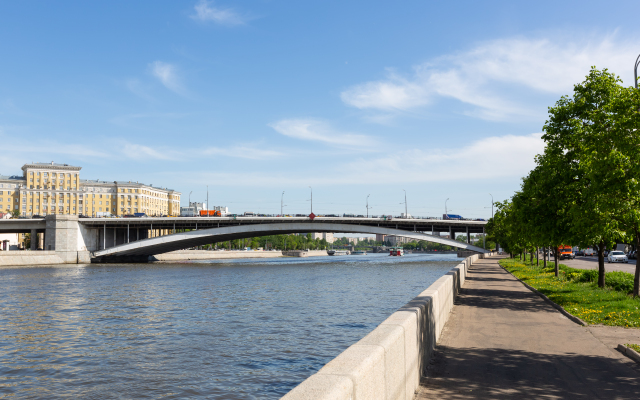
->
416, 256, 640, 399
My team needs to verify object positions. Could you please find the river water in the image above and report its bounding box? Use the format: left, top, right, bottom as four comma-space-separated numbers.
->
0, 253, 460, 399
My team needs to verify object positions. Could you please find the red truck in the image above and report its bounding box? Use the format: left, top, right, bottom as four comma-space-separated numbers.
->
557, 245, 575, 260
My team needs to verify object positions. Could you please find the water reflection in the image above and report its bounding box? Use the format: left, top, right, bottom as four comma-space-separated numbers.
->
0, 253, 460, 399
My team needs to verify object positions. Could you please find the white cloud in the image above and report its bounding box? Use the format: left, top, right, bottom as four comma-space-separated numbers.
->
343, 133, 545, 183
269, 119, 378, 147
203, 146, 283, 160
149, 61, 183, 93
191, 0, 245, 26
183, 133, 545, 186
121, 143, 176, 160
341, 34, 638, 121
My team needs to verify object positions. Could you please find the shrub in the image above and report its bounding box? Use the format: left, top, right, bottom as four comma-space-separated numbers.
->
605, 271, 634, 294
576, 269, 598, 283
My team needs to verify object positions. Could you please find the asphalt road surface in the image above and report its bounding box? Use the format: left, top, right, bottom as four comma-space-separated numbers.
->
550, 256, 637, 274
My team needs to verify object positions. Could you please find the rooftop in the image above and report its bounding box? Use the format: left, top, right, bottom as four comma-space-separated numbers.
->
0, 174, 25, 181
22, 162, 81, 170
80, 179, 178, 193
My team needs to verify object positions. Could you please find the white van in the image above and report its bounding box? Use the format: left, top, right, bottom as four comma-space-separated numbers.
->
584, 248, 596, 256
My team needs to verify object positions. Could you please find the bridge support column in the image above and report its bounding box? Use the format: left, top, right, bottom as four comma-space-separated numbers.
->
30, 229, 37, 250
44, 215, 90, 263
449, 226, 454, 240
467, 227, 470, 244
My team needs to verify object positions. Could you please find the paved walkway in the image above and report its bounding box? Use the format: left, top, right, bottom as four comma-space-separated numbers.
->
416, 256, 640, 400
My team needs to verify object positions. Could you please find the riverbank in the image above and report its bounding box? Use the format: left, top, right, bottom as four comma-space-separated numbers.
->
500, 258, 640, 327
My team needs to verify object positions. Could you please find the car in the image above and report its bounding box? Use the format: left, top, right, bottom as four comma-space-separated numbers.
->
575, 250, 585, 256
629, 250, 637, 260
607, 250, 628, 263
604, 250, 609, 257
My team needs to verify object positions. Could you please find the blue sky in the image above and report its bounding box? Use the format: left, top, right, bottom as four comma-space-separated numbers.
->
1, 1, 639, 218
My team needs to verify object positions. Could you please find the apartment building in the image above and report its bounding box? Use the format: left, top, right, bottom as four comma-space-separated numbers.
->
0, 162, 181, 217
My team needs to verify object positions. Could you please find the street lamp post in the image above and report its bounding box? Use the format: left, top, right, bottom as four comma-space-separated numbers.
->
489, 193, 494, 219
309, 186, 313, 214
445, 198, 450, 215
635, 53, 640, 89
366, 194, 370, 218
281, 191, 285, 215
403, 189, 407, 217
189, 191, 193, 215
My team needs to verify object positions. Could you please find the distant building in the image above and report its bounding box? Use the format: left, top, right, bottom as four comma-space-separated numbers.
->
0, 233, 19, 251
180, 202, 206, 217
0, 162, 180, 217
323, 232, 335, 243
376, 234, 386, 242
386, 235, 416, 245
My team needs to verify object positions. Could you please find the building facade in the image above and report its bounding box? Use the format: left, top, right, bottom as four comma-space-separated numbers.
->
0, 162, 181, 217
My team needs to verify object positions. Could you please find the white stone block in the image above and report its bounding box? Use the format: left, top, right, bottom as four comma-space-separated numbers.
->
358, 324, 406, 400
281, 374, 353, 400
318, 344, 386, 400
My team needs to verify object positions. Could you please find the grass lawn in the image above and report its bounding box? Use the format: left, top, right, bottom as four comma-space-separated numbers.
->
626, 343, 640, 352
500, 258, 640, 327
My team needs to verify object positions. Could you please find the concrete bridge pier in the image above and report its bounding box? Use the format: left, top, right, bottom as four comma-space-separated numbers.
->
44, 215, 93, 263
30, 229, 37, 250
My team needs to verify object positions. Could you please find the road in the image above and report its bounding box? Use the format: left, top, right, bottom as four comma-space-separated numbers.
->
551, 255, 637, 274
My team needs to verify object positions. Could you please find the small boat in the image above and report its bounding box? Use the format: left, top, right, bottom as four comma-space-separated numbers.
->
389, 247, 404, 256
328, 250, 350, 256
352, 250, 367, 255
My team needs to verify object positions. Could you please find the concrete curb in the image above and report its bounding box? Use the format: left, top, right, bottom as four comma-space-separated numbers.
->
617, 344, 640, 363
281, 253, 493, 400
500, 265, 589, 327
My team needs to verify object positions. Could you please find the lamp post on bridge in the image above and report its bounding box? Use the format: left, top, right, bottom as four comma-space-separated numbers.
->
403, 189, 407, 217
308, 186, 313, 214
445, 198, 450, 215
366, 194, 370, 218
281, 191, 285, 215
489, 193, 494, 219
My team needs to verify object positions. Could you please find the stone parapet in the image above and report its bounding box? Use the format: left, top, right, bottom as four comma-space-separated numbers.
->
282, 253, 493, 400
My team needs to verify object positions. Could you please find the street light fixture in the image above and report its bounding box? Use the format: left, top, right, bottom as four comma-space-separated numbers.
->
445, 198, 450, 215
309, 186, 313, 214
281, 191, 285, 215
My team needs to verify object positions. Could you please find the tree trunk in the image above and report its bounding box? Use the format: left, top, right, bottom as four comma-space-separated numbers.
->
635, 236, 640, 297
595, 241, 606, 288
536, 247, 539, 266
543, 247, 547, 269
530, 251, 533, 263
554, 247, 559, 277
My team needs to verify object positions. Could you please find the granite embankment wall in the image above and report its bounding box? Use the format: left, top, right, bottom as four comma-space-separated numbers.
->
0, 251, 65, 266
282, 253, 491, 400
152, 250, 285, 261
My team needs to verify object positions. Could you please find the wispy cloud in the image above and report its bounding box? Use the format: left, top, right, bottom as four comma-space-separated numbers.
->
341, 34, 638, 121
183, 133, 544, 186
203, 146, 283, 160
269, 119, 379, 147
191, 0, 246, 26
149, 61, 184, 94
121, 143, 177, 161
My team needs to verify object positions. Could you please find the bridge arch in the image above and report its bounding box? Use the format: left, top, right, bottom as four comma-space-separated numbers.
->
92, 222, 488, 261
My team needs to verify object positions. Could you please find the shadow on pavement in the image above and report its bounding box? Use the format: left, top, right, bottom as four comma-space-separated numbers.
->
422, 346, 640, 399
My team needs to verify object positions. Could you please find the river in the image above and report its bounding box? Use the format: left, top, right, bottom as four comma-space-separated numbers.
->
0, 253, 460, 399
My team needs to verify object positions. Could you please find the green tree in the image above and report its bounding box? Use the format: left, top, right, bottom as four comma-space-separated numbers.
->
543, 68, 632, 287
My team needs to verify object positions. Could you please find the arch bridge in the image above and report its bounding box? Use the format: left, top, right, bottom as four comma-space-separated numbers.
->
0, 215, 489, 263
87, 216, 488, 262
